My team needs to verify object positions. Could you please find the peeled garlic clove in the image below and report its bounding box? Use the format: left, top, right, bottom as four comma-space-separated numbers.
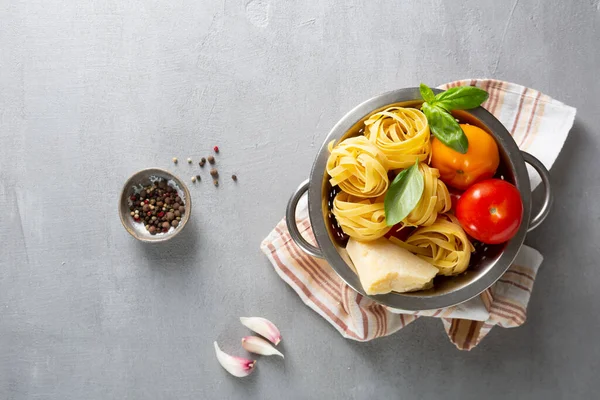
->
240, 317, 282, 345
242, 336, 284, 358
213, 341, 256, 378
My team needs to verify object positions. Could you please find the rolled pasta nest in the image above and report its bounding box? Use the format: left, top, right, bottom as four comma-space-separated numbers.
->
402, 163, 452, 227
390, 214, 475, 276
364, 107, 431, 169
332, 192, 391, 241
326, 136, 389, 198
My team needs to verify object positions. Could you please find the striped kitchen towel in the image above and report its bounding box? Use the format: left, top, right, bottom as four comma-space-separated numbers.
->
261, 79, 576, 350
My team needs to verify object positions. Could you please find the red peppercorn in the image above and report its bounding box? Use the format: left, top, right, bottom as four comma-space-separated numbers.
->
213, 146, 219, 153
130, 195, 137, 201
134, 215, 140, 221
144, 200, 149, 204
158, 211, 165, 217
147, 212, 152, 216
163, 228, 169, 233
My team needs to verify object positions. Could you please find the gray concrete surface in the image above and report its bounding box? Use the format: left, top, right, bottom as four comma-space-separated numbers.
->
1, 0, 598, 398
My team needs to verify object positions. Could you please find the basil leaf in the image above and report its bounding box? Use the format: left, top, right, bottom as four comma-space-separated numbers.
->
422, 103, 469, 154
419, 83, 436, 104
434, 86, 489, 110
384, 161, 424, 226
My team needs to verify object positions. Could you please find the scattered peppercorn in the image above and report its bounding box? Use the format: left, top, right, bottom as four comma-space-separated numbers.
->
172, 157, 178, 164
213, 179, 219, 187
207, 155, 215, 164
231, 174, 237, 181
199, 158, 206, 167
213, 146, 219, 153
187, 158, 192, 164
191, 176, 196, 183
210, 168, 218, 177
196, 175, 201, 181
128, 181, 186, 235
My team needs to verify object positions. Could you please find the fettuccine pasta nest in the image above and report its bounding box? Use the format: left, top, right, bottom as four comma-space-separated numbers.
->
364, 107, 431, 169
402, 163, 452, 227
390, 214, 475, 276
332, 192, 391, 241
326, 136, 389, 198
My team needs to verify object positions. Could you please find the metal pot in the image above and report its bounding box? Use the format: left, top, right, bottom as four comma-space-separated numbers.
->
286, 88, 553, 311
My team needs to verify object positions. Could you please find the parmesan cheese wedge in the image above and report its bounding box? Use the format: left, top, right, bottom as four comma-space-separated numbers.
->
346, 238, 438, 295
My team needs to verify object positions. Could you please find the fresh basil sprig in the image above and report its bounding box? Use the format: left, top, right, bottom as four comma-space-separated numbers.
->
422, 102, 468, 154
419, 83, 436, 104
419, 83, 489, 154
384, 161, 424, 226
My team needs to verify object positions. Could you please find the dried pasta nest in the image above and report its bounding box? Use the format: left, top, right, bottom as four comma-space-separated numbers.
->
332, 192, 391, 241
402, 163, 451, 227
390, 214, 474, 276
364, 107, 431, 169
326, 136, 389, 198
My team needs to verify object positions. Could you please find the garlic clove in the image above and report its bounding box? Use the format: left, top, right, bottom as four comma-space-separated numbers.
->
239, 317, 282, 345
213, 341, 256, 378
242, 336, 284, 358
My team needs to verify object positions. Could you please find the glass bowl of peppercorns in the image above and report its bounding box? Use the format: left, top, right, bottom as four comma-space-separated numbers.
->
119, 168, 192, 242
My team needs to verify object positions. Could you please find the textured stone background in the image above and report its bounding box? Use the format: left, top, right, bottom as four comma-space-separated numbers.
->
1, 0, 599, 399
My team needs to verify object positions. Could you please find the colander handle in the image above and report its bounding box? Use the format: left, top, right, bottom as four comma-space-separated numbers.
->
522, 151, 553, 232
285, 180, 323, 258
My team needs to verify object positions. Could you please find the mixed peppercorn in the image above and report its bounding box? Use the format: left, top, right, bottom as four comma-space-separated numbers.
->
129, 180, 185, 235
174, 145, 237, 186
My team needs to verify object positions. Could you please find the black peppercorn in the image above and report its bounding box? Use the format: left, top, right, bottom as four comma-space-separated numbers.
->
207, 155, 215, 164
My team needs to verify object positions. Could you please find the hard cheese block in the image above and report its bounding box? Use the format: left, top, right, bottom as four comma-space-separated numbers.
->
346, 238, 438, 295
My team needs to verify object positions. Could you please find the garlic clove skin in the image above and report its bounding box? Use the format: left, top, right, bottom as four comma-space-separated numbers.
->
239, 317, 282, 345
242, 336, 284, 358
213, 341, 256, 377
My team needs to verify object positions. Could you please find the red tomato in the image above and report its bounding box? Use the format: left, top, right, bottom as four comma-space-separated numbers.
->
449, 188, 462, 211
455, 179, 523, 244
